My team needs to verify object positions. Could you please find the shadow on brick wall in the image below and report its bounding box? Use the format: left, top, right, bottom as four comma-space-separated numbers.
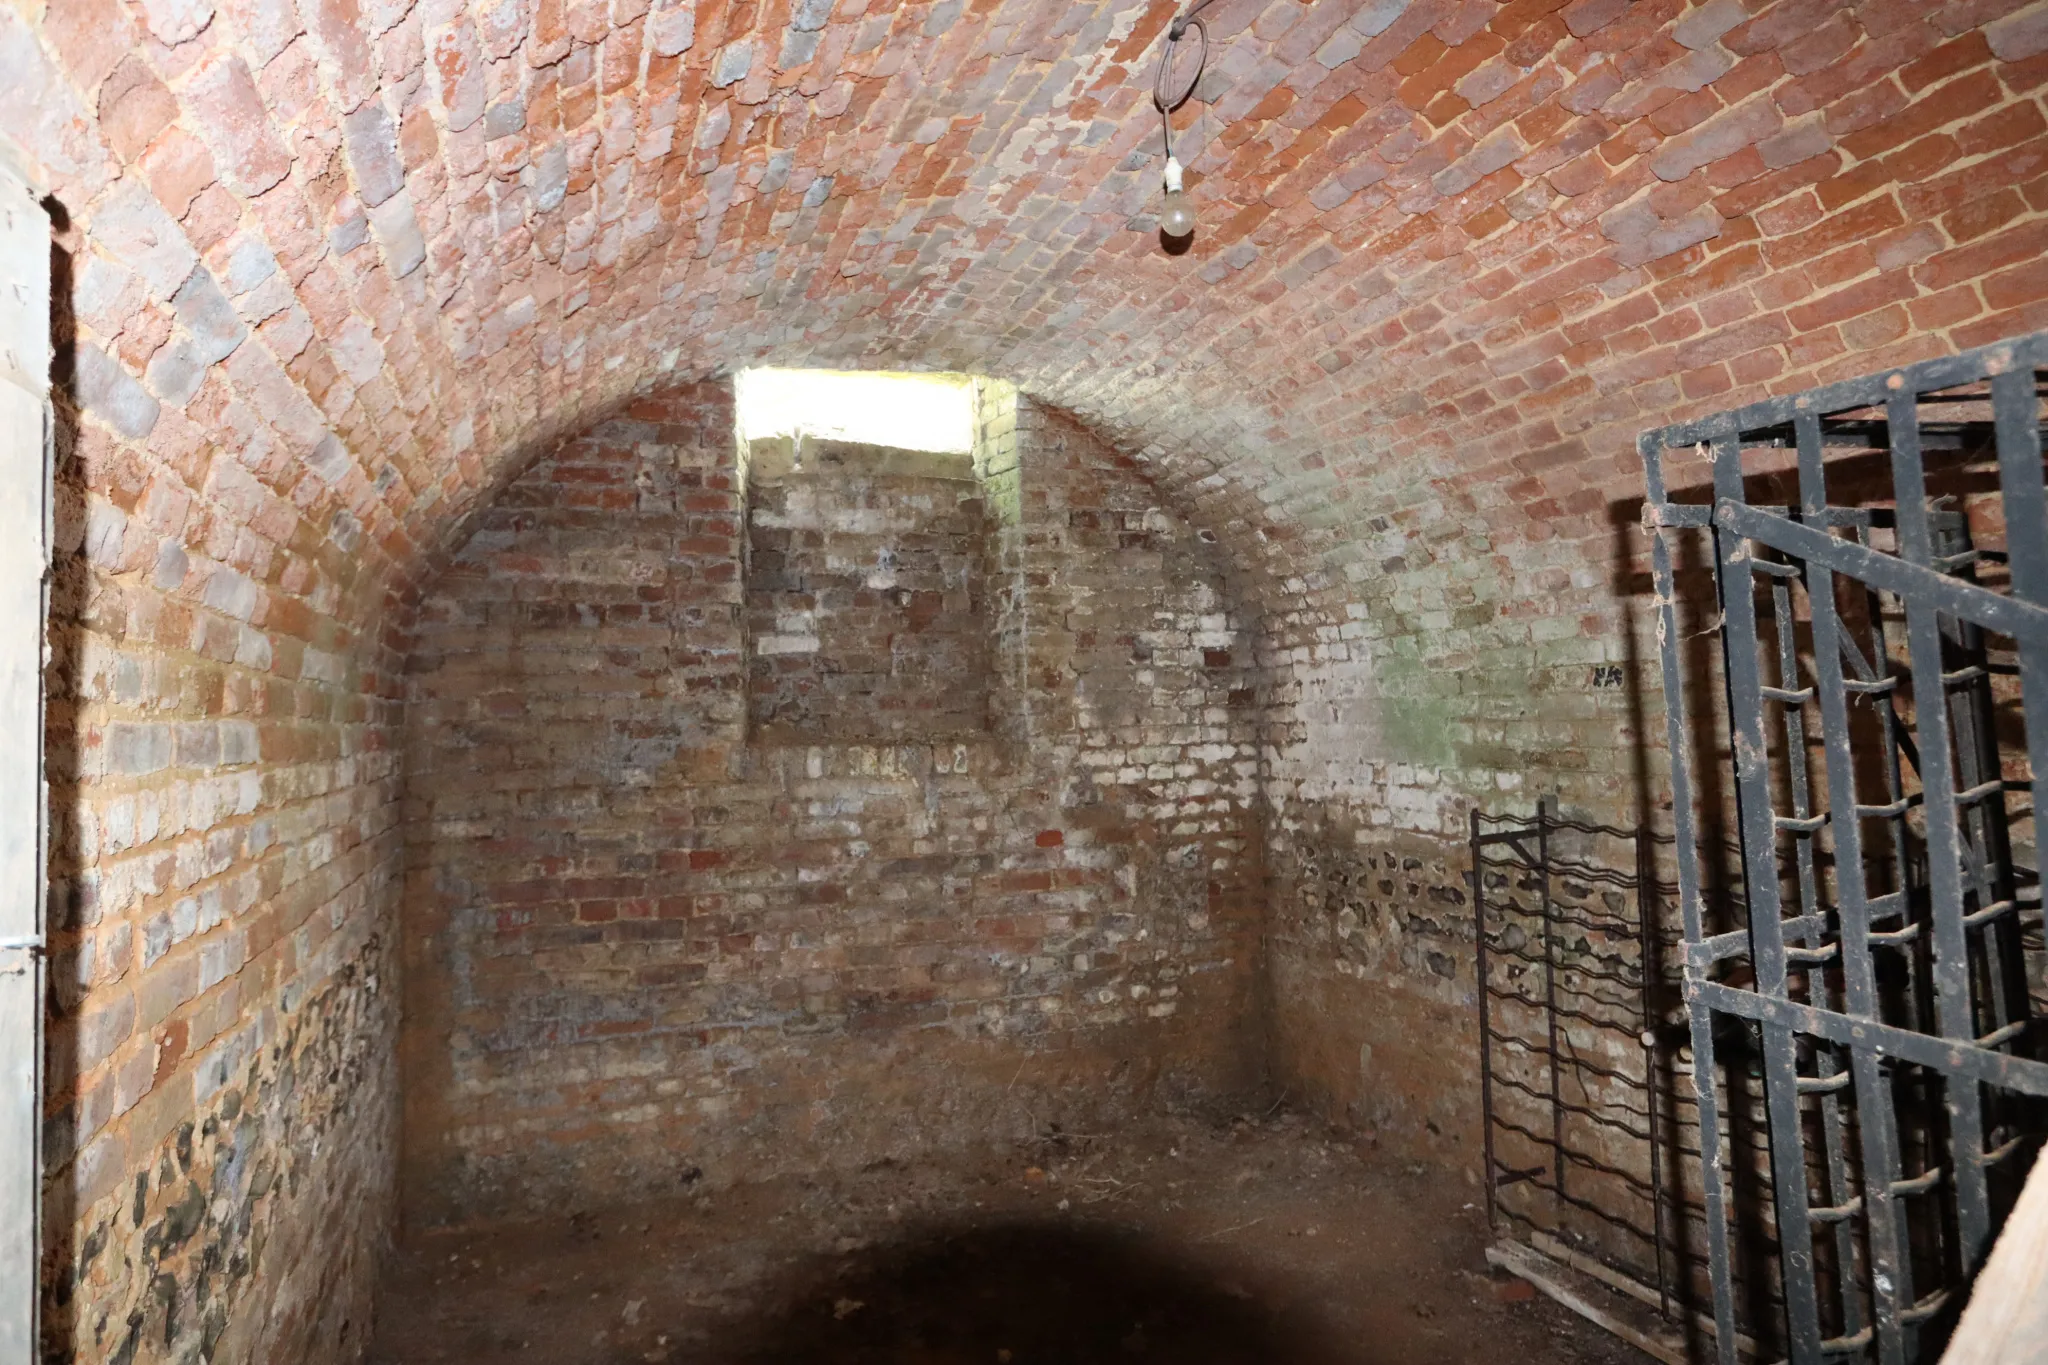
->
39, 188, 84, 1365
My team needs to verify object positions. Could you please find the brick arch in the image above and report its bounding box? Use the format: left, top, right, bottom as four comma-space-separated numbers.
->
25, 0, 2048, 638
28, 0, 2048, 645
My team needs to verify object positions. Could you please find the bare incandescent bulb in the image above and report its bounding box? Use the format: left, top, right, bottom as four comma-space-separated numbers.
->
1159, 155, 1195, 238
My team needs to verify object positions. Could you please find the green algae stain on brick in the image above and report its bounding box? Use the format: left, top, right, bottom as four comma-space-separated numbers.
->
1369, 640, 1459, 768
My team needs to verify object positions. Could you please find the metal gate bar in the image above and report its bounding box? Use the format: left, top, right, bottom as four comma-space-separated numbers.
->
1796, 409, 1915, 1365
1641, 332, 2048, 1365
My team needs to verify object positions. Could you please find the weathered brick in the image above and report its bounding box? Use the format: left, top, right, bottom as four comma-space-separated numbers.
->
1987, 2, 2048, 61
185, 52, 292, 195
216, 0, 302, 64
75, 343, 163, 439
1673, 0, 1748, 51
303, 0, 376, 109
341, 99, 405, 205
1651, 95, 1784, 182
138, 0, 214, 46
403, 386, 1262, 1219
1561, 0, 1629, 39
38, 0, 139, 94
96, 57, 179, 166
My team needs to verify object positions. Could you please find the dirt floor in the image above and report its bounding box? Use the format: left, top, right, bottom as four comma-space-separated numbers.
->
371, 1108, 1654, 1364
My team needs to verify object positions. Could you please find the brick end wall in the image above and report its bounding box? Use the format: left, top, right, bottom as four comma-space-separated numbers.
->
400, 385, 1266, 1223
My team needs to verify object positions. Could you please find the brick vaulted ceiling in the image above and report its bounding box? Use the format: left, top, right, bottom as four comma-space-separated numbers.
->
11, 0, 2048, 635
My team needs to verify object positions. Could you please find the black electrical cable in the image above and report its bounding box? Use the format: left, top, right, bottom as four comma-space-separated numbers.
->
1152, 0, 1223, 160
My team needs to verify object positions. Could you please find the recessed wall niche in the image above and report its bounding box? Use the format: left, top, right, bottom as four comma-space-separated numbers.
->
737, 371, 1019, 743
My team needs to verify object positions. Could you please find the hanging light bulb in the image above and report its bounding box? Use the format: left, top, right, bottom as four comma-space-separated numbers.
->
1149, 0, 1217, 249
1159, 155, 1195, 239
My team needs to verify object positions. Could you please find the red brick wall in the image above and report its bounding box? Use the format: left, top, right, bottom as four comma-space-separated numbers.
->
16, 0, 2048, 1354
400, 385, 1264, 1222
40, 360, 402, 1362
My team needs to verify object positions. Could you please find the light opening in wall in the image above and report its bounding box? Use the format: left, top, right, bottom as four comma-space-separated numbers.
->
735, 368, 978, 454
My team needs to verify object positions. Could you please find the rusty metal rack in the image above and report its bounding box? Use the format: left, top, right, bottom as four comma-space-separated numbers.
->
1640, 333, 2048, 1365
1475, 805, 1774, 1356
1474, 805, 1679, 1310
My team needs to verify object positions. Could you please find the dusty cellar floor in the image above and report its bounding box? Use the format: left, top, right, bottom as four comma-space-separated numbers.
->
370, 1108, 1654, 1365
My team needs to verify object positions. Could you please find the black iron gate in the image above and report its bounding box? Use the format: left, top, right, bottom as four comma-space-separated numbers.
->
1641, 333, 2048, 1364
